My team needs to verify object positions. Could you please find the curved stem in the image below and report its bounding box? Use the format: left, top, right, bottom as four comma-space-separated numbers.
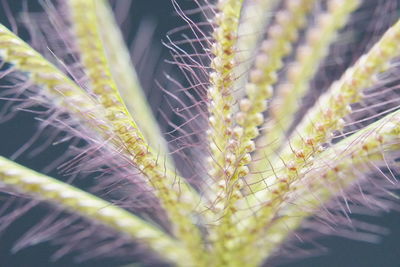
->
244, 109, 400, 266
0, 22, 206, 264
95, 0, 171, 162
0, 156, 190, 266
247, 18, 400, 201
211, 1, 316, 264
251, 0, 361, 173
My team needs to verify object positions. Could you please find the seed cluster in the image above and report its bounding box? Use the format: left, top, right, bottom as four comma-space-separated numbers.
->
254, 0, 361, 164
0, 1, 399, 266
0, 156, 188, 264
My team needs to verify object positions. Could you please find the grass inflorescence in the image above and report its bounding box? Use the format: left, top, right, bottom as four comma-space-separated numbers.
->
0, 0, 399, 266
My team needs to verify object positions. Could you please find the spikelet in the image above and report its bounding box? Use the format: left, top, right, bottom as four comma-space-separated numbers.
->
239, 109, 400, 266
210, 1, 316, 264
0, 1, 207, 264
0, 156, 189, 266
252, 0, 361, 165
94, 0, 170, 159
234, 17, 400, 248
0, 1, 399, 266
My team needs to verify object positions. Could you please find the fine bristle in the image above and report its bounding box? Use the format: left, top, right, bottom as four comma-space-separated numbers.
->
0, 0, 399, 266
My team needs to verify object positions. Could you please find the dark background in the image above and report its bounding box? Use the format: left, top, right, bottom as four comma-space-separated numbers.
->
0, 0, 399, 266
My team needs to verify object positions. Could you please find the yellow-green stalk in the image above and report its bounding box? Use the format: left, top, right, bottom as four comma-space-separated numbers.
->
206, 0, 243, 205
245, 109, 400, 266
277, 17, 400, 181
211, 1, 316, 264
227, 0, 316, 195
204, 0, 245, 265
0, 22, 206, 264
0, 156, 190, 266
234, 18, 400, 265
252, 0, 361, 170
0, 1, 399, 266
94, 0, 170, 160
234, 0, 315, 198
248, 17, 400, 195
233, 0, 279, 99
69, 0, 207, 261
0, 24, 113, 143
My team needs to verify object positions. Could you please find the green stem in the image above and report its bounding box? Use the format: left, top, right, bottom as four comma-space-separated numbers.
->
0, 156, 190, 265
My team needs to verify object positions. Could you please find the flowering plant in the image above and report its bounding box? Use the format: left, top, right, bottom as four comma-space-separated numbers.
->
0, 0, 399, 266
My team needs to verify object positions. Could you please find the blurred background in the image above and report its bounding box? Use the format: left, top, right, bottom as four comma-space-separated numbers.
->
0, 0, 399, 266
